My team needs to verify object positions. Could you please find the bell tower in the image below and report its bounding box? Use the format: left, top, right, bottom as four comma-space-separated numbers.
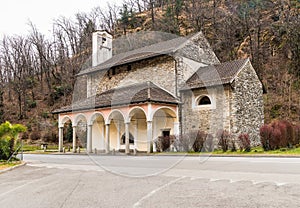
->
92, 30, 112, 67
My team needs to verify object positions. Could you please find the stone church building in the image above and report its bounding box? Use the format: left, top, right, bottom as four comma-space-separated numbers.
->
53, 31, 264, 153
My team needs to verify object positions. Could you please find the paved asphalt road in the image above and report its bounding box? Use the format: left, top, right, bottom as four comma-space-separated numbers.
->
1, 154, 300, 208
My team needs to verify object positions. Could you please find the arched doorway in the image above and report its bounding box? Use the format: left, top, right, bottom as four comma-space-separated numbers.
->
74, 114, 87, 150
129, 107, 147, 151
107, 110, 125, 151
61, 117, 73, 149
152, 107, 178, 151
90, 113, 105, 152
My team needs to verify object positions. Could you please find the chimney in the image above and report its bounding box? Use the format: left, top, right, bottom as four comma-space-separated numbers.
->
92, 30, 112, 67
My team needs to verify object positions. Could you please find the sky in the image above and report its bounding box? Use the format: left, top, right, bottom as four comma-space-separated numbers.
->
0, 0, 123, 38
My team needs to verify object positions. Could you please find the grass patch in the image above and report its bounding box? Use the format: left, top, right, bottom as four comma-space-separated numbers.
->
154, 146, 300, 156
0, 161, 22, 171
22, 144, 59, 152
212, 146, 300, 155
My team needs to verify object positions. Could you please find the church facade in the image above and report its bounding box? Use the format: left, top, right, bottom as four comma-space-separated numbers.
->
53, 31, 264, 153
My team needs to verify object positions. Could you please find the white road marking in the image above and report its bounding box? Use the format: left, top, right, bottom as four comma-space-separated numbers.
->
133, 176, 185, 208
0, 172, 53, 198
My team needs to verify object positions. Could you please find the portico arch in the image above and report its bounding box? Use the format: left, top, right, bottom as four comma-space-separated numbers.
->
129, 107, 147, 151
90, 112, 106, 152
60, 115, 73, 127
107, 110, 126, 151
152, 107, 178, 142
58, 115, 73, 152
72, 114, 88, 151
74, 113, 88, 126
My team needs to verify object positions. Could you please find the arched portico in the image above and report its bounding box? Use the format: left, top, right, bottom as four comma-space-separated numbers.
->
58, 116, 73, 152
90, 112, 106, 152
152, 107, 179, 150
57, 103, 178, 153
107, 110, 126, 153
129, 107, 147, 151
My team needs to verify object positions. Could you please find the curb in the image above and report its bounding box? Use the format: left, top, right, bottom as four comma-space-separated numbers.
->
22, 152, 300, 158
153, 153, 300, 158
0, 162, 27, 174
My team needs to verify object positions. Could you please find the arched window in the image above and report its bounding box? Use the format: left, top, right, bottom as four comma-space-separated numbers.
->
121, 133, 134, 144
198, 96, 211, 105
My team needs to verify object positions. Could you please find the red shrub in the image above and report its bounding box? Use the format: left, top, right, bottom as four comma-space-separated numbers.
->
260, 124, 273, 150
293, 124, 300, 145
217, 130, 231, 152
238, 133, 251, 152
270, 128, 281, 150
271, 121, 287, 148
261, 120, 300, 150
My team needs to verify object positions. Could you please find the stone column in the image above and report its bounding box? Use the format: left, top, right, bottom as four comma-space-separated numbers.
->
134, 121, 138, 150
58, 127, 63, 152
105, 124, 110, 153
117, 121, 121, 150
87, 124, 93, 153
125, 122, 130, 154
147, 121, 153, 153
72, 126, 77, 153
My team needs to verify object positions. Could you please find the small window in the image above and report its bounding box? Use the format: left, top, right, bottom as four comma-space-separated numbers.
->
198, 96, 211, 105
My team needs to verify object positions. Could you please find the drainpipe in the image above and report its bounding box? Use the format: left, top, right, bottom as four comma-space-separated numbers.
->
172, 55, 183, 139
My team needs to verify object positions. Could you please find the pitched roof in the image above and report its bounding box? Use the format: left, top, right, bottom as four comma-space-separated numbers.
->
77, 37, 187, 76
52, 82, 179, 114
183, 58, 249, 90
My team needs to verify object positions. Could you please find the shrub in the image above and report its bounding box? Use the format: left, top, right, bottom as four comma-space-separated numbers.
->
294, 124, 300, 145
238, 133, 251, 152
271, 121, 288, 148
270, 128, 281, 150
217, 129, 231, 152
173, 133, 193, 152
283, 121, 295, 147
0, 138, 12, 160
203, 134, 214, 152
260, 124, 273, 150
260, 120, 300, 151
173, 131, 204, 152
0, 121, 26, 160
155, 136, 171, 152
192, 131, 207, 152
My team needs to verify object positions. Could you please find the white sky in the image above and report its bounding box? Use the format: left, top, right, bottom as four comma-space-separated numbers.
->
0, 0, 123, 38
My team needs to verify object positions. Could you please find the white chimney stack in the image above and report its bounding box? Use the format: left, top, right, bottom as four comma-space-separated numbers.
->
92, 30, 112, 67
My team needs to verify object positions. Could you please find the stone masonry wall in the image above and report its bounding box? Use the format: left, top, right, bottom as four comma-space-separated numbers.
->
231, 61, 264, 145
181, 85, 231, 136
86, 55, 177, 97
